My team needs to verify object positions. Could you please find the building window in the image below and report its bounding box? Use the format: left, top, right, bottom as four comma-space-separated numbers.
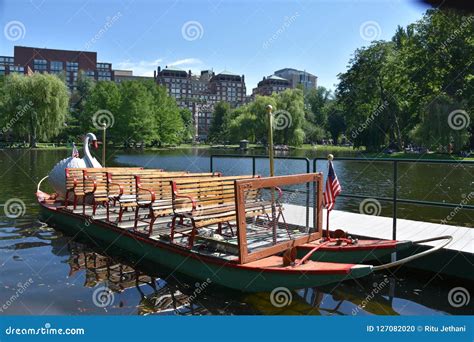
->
50, 61, 63, 71
34, 59, 47, 71
66, 62, 79, 72
10, 66, 24, 73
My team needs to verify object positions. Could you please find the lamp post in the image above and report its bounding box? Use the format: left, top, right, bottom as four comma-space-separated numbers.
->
102, 122, 106, 167
266, 104, 274, 177
266, 104, 277, 244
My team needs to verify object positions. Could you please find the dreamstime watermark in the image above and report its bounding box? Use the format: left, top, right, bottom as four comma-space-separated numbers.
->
359, 198, 382, 216
273, 110, 292, 130
2, 198, 27, 218
5, 323, 85, 336
92, 109, 115, 130
174, 278, 212, 314
84, 12, 122, 50
92, 285, 114, 308
2, 101, 34, 134
352, 278, 389, 315
0, 278, 34, 313
359, 20, 382, 41
351, 100, 388, 140
4, 20, 26, 41
270, 287, 292, 307
447, 287, 470, 308
181, 21, 204, 41
440, 16, 474, 51
441, 192, 473, 224
263, 12, 299, 49
447, 109, 470, 131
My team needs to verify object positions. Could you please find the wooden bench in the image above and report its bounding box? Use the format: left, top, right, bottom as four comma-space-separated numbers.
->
82, 168, 150, 217
170, 175, 278, 248
134, 172, 221, 233
110, 170, 189, 223
64, 167, 143, 214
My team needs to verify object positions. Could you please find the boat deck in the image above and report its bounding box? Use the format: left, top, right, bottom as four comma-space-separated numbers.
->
70, 206, 310, 261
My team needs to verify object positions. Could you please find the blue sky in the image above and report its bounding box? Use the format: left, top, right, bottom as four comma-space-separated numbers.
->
0, 0, 429, 93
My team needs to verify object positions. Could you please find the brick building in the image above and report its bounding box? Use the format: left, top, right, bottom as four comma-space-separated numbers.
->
0, 46, 114, 90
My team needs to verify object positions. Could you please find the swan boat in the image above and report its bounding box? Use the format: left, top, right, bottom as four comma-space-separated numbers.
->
37, 146, 450, 292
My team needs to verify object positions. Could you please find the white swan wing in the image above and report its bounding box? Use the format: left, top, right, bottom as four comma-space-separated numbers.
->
48, 157, 86, 197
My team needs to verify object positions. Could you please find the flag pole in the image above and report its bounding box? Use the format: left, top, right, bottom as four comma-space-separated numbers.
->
326, 154, 334, 239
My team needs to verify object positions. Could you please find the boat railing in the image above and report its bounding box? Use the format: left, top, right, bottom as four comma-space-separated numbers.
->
210, 154, 474, 240
234, 173, 323, 264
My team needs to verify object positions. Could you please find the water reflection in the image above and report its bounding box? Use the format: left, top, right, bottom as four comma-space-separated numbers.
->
58, 237, 464, 316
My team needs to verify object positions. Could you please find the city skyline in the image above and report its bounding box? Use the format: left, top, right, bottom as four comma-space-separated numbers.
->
0, 0, 429, 94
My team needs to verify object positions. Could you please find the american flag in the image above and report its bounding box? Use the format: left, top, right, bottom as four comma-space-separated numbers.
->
71, 143, 79, 158
324, 161, 341, 211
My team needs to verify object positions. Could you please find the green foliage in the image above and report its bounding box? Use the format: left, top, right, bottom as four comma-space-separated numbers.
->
226, 90, 307, 146
81, 81, 121, 134
179, 108, 194, 142
208, 102, 231, 143
1, 73, 69, 146
305, 86, 332, 127
409, 93, 470, 153
336, 9, 473, 152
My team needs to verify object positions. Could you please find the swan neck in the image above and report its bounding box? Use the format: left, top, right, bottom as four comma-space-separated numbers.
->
83, 135, 92, 165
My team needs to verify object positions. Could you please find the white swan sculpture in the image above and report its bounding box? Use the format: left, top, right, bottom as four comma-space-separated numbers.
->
48, 133, 102, 198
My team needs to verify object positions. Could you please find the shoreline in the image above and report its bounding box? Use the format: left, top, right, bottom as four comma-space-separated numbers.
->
0, 144, 471, 161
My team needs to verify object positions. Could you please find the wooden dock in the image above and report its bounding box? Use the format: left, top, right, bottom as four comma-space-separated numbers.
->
284, 204, 473, 280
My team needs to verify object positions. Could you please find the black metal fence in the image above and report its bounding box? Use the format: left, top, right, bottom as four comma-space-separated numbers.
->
210, 154, 474, 239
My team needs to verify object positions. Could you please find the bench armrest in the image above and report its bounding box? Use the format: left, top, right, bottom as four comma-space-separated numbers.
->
108, 182, 123, 197
171, 181, 196, 211
135, 176, 156, 203
84, 175, 97, 194
65, 169, 78, 190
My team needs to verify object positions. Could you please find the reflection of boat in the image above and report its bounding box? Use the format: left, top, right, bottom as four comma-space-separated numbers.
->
37, 171, 376, 292
66, 242, 213, 315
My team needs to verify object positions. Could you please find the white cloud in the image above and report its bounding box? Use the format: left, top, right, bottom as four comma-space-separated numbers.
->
167, 58, 202, 67
114, 59, 162, 76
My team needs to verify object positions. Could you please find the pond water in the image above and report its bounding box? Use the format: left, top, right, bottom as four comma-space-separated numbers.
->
0, 148, 471, 315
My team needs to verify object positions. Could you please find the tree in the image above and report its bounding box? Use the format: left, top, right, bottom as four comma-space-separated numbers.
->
2, 73, 69, 147
81, 81, 121, 137
147, 82, 184, 146
409, 94, 470, 153
115, 81, 156, 145
180, 108, 194, 143
273, 88, 306, 146
305, 86, 332, 127
327, 104, 346, 143
64, 71, 96, 140
208, 102, 231, 143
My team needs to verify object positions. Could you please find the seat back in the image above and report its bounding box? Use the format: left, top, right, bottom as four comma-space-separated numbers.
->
171, 175, 256, 212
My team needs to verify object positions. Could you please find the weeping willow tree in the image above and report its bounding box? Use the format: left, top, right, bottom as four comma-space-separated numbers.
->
1, 73, 69, 147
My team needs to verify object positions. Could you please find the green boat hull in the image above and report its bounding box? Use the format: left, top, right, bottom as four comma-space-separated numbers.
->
39, 205, 373, 292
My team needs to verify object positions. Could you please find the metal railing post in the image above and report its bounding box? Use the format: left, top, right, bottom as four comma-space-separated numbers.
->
393, 160, 398, 240
210, 155, 213, 172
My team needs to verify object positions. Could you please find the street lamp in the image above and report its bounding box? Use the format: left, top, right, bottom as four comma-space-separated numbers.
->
266, 104, 274, 177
